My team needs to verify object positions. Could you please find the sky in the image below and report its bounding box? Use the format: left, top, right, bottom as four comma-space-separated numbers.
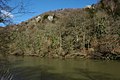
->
0, 0, 98, 26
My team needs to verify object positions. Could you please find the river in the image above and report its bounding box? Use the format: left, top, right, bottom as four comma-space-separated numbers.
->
0, 55, 120, 80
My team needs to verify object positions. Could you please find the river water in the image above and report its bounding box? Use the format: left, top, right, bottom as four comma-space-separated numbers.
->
0, 56, 120, 80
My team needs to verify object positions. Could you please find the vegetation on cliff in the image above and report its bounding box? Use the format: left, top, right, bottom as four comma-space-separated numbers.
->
0, 0, 120, 60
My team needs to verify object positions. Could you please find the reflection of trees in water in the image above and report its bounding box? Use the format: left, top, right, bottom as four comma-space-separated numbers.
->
0, 56, 120, 80
11, 66, 74, 80
0, 55, 13, 80
10, 65, 120, 80
75, 68, 120, 80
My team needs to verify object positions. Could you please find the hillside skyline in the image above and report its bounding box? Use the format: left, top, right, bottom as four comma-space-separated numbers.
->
0, 0, 98, 27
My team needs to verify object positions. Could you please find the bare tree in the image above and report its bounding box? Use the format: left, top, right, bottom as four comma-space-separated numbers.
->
0, 0, 34, 25
99, 0, 120, 17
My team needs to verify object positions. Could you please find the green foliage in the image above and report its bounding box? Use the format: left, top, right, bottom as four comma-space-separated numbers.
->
43, 14, 49, 20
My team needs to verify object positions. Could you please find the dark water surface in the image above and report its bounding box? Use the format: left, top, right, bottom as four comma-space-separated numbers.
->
1, 56, 120, 80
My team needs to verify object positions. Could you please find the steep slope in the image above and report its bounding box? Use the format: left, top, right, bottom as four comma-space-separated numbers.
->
1, 0, 120, 60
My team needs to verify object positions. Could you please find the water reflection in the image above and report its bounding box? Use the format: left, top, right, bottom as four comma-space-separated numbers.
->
0, 55, 13, 80
0, 56, 120, 80
75, 68, 120, 80
11, 66, 74, 80
11, 65, 120, 80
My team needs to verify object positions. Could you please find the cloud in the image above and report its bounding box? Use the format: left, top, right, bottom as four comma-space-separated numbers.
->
0, 10, 14, 18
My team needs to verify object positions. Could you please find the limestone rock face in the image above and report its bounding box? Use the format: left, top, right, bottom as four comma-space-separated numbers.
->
86, 5, 92, 8
35, 16, 41, 22
47, 15, 54, 21
85, 5, 95, 9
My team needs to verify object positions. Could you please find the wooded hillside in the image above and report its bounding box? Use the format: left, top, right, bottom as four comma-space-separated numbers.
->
0, 0, 120, 60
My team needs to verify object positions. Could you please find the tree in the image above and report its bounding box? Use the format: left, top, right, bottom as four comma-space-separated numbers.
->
99, 0, 120, 17
0, 0, 11, 24
0, 0, 33, 25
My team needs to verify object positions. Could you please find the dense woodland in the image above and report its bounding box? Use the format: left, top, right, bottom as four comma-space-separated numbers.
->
0, 0, 120, 60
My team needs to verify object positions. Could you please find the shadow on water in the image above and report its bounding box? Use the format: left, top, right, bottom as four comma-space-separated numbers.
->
0, 55, 13, 80
9, 65, 120, 80
11, 65, 76, 80
1, 55, 120, 80
74, 68, 120, 80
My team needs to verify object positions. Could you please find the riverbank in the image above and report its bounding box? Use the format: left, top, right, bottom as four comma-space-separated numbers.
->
0, 0, 120, 60
9, 49, 120, 60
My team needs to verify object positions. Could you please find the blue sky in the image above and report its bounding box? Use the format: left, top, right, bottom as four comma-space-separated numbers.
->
0, 0, 98, 26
